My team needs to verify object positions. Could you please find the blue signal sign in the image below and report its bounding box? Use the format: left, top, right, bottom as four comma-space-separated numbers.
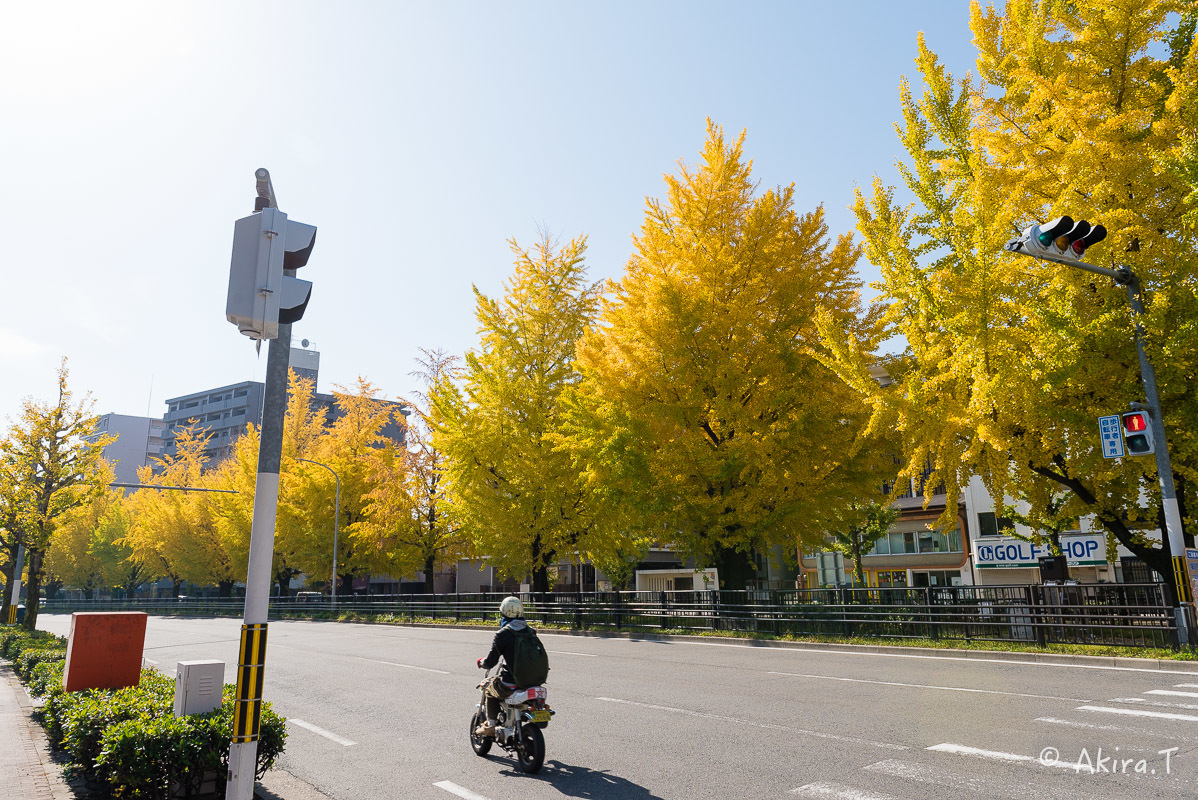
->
1099, 415, 1124, 458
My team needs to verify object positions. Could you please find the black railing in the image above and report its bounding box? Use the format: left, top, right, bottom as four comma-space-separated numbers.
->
38, 583, 1180, 649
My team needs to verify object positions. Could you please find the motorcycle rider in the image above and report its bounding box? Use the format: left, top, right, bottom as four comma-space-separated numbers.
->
474, 595, 529, 738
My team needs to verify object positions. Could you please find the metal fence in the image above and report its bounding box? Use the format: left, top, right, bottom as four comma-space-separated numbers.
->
38, 582, 1180, 649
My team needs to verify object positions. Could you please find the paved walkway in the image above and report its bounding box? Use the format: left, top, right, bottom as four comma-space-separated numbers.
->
0, 662, 71, 800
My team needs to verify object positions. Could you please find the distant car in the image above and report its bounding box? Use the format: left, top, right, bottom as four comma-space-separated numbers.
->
295, 591, 323, 603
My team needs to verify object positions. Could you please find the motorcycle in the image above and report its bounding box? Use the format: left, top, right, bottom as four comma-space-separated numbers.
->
469, 667, 553, 773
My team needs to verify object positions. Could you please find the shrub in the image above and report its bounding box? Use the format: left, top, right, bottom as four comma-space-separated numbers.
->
14, 647, 66, 682
28, 659, 65, 698
95, 696, 287, 799
41, 666, 285, 796
0, 627, 64, 659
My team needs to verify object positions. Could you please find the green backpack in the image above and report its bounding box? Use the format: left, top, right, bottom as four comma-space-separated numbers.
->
511, 626, 550, 688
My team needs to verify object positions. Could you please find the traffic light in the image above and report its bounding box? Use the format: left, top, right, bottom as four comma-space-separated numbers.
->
226, 207, 316, 340
1005, 215, 1106, 265
1122, 410, 1155, 455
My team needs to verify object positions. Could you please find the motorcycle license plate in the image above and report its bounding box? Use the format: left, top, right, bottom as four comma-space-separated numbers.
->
529, 709, 551, 724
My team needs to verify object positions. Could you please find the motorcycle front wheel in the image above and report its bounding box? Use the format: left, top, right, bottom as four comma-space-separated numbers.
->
515, 723, 545, 774
469, 709, 492, 756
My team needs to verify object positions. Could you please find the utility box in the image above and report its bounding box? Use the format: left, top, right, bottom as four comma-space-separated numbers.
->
174, 660, 225, 717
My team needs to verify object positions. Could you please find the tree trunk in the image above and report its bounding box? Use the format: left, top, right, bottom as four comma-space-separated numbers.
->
712, 544, 755, 591
1030, 460, 1182, 606
218, 580, 234, 598
852, 537, 865, 588
424, 554, 436, 594
84, 587, 94, 601
171, 577, 183, 598
21, 549, 44, 631
339, 572, 354, 597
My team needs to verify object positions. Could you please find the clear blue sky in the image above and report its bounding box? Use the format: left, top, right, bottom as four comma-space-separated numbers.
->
0, 1, 977, 422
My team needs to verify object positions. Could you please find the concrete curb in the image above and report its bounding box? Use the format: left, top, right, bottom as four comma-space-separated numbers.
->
322, 618, 1198, 672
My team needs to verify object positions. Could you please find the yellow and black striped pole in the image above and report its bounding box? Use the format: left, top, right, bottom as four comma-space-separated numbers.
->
232, 623, 269, 743
1174, 557, 1193, 605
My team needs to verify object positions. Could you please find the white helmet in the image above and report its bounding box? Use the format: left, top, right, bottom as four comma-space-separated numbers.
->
499, 596, 523, 619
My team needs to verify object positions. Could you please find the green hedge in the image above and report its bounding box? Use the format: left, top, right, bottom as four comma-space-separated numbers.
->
14, 647, 66, 682
2, 624, 287, 798
0, 626, 63, 659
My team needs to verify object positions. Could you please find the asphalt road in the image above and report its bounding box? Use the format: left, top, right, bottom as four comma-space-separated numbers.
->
36, 613, 1198, 799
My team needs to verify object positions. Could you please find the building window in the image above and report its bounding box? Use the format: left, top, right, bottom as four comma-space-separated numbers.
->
873, 523, 963, 554
978, 512, 1015, 538
232, 408, 244, 417
876, 570, 908, 588
234, 389, 248, 398
184, 401, 199, 409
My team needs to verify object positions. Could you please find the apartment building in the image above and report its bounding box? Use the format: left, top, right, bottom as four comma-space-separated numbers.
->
86, 413, 168, 484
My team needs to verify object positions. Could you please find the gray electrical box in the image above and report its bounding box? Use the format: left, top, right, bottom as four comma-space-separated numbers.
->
174, 660, 225, 717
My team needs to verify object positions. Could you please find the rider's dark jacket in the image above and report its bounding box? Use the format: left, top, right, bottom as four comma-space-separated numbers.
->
481, 617, 528, 685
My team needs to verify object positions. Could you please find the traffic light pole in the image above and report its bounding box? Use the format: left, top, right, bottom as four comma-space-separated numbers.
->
1118, 269, 1191, 644
226, 172, 292, 799
1064, 260, 1190, 645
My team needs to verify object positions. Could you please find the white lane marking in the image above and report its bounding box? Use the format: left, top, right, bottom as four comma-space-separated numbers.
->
927, 742, 1073, 770
547, 650, 597, 657
790, 781, 899, 799
768, 671, 1086, 702
288, 719, 356, 746
863, 759, 992, 793
594, 696, 907, 751
1111, 696, 1198, 710
355, 656, 450, 674
1078, 705, 1198, 722
675, 639, 1198, 675
142, 658, 159, 666
433, 781, 491, 800
1145, 689, 1198, 698
1175, 683, 1198, 688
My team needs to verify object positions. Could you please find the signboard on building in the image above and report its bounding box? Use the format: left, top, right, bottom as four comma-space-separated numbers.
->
1099, 414, 1125, 458
975, 533, 1106, 569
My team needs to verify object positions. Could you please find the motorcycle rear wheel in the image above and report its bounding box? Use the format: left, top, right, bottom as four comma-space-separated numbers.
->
515, 724, 545, 774
469, 709, 492, 756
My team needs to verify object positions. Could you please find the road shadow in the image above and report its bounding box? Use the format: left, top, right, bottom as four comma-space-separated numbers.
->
499, 759, 665, 799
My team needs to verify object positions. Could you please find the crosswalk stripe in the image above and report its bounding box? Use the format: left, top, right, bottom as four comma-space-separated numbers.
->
926, 742, 1074, 770
1112, 696, 1198, 710
1037, 715, 1198, 741
1078, 705, 1198, 722
790, 781, 900, 799
1145, 690, 1198, 698
863, 759, 992, 793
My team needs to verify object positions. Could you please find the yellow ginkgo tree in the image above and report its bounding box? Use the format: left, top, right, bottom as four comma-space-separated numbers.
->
823, 1, 1198, 597
564, 122, 893, 589
433, 235, 603, 592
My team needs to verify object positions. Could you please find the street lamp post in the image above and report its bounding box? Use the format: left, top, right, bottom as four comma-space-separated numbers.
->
1006, 221, 1191, 645
298, 459, 340, 609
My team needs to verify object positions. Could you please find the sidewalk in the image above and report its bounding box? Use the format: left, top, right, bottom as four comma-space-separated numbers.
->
0, 663, 72, 800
